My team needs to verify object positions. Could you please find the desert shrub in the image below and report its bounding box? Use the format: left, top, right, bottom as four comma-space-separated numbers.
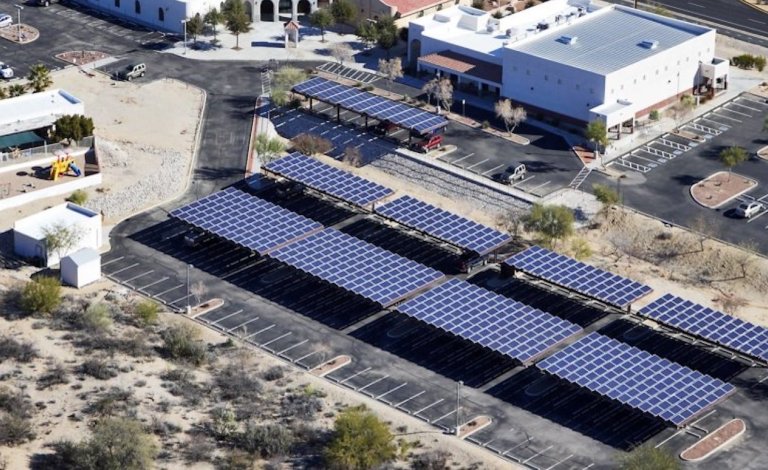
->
80, 358, 119, 380
238, 422, 295, 458
66, 189, 88, 206
342, 146, 364, 168
84, 388, 136, 417
649, 109, 660, 121
481, 120, 490, 129
411, 450, 451, 469
291, 133, 333, 155
207, 406, 238, 441
160, 368, 207, 405
262, 365, 285, 382
217, 449, 255, 470
161, 323, 207, 366
216, 363, 264, 401
325, 405, 396, 470
134, 300, 159, 326
0, 336, 38, 363
149, 416, 182, 438
19, 276, 61, 316
282, 388, 324, 421
0, 413, 36, 446
80, 302, 112, 333
182, 434, 216, 463
37, 362, 70, 390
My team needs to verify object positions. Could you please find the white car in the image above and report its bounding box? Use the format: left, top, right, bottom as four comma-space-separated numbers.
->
0, 63, 13, 79
0, 14, 12, 28
734, 201, 764, 219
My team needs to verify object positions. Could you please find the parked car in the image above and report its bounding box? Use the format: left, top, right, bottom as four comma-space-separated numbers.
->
0, 14, 12, 28
495, 164, 527, 184
410, 134, 443, 153
36, 0, 62, 6
0, 62, 13, 79
371, 120, 398, 135
115, 63, 146, 81
458, 253, 488, 274
183, 228, 213, 248
734, 201, 764, 219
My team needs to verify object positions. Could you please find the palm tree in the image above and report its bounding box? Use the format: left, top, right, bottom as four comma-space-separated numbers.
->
8, 84, 26, 97
27, 64, 53, 93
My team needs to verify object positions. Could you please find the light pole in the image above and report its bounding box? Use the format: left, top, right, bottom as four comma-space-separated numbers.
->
462, 99, 466, 117
181, 19, 188, 55
186, 263, 193, 314
455, 380, 463, 436
13, 4, 23, 43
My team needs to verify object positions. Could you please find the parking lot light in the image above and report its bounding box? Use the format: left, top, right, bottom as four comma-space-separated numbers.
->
456, 380, 462, 436
186, 263, 193, 314
181, 19, 188, 55
13, 4, 23, 43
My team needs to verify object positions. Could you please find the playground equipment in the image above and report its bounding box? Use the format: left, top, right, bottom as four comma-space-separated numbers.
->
48, 155, 82, 181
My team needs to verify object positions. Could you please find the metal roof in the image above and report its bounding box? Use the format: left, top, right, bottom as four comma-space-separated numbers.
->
509, 7, 709, 75
63, 248, 100, 266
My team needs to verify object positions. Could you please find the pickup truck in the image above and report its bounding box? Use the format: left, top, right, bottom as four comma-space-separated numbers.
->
410, 134, 443, 153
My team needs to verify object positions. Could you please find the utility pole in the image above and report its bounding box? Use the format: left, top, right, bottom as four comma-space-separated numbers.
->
181, 19, 188, 55
13, 4, 23, 43
455, 380, 463, 436
186, 263, 193, 314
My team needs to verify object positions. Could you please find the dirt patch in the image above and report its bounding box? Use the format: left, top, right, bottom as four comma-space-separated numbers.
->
458, 415, 492, 439
310, 355, 351, 377
55, 50, 111, 66
671, 128, 705, 142
681, 418, 745, 461
0, 24, 39, 44
190, 298, 224, 317
573, 145, 596, 165
690, 171, 757, 208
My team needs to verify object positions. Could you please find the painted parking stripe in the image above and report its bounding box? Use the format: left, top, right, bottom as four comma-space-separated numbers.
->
210, 309, 244, 325
108, 262, 139, 275
261, 332, 292, 349
153, 283, 184, 298
376, 383, 408, 400
137, 276, 169, 294
395, 391, 424, 408
277, 339, 307, 356
227, 316, 261, 333
338, 367, 372, 385
244, 324, 275, 339
412, 399, 443, 417
123, 270, 154, 284
101, 256, 125, 266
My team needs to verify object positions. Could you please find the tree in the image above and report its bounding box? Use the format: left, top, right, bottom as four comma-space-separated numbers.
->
8, 84, 25, 97
523, 204, 574, 247
223, 0, 252, 49
330, 42, 354, 67
378, 58, 403, 92
585, 120, 608, 161
185, 13, 205, 45
670, 94, 695, 125
291, 133, 333, 155
53, 114, 95, 144
78, 418, 157, 470
20, 276, 61, 316
433, 77, 453, 113
204, 8, 224, 43
325, 406, 397, 469
311, 8, 335, 42
253, 133, 285, 164
27, 64, 53, 93
343, 146, 363, 167
374, 16, 398, 57
162, 322, 207, 366
271, 66, 308, 107
42, 222, 83, 264
330, 0, 356, 24
0, 87, 7, 100
617, 445, 680, 470
592, 183, 620, 208
495, 99, 527, 134
356, 20, 378, 50
719, 146, 748, 181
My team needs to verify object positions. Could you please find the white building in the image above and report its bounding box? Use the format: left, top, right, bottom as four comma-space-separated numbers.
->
408, 1, 729, 130
0, 89, 84, 137
61, 248, 102, 288
14, 203, 102, 267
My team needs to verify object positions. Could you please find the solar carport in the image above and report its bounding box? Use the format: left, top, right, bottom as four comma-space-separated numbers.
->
293, 76, 449, 137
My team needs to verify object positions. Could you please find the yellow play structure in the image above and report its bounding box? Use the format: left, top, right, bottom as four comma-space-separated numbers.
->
49, 155, 82, 181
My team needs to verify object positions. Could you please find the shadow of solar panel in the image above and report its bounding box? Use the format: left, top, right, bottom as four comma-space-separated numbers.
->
375, 196, 512, 256
268, 228, 445, 306
537, 332, 735, 426
398, 278, 581, 362
504, 246, 652, 308
640, 293, 768, 362
169, 187, 322, 254
292, 77, 448, 134
265, 153, 393, 206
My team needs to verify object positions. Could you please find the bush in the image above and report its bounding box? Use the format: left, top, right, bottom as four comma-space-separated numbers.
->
471, 0, 484, 8
291, 133, 333, 156
481, 120, 490, 129
0, 336, 38, 363
134, 300, 159, 326
80, 358, 119, 380
84, 388, 137, 417
649, 109, 660, 121
80, 302, 112, 333
325, 406, 396, 470
411, 450, 451, 469
755, 55, 766, 72
182, 434, 216, 463
52, 114, 95, 144
0, 413, 35, 445
592, 183, 620, 206
19, 276, 61, 316
282, 392, 324, 421
238, 422, 295, 457
37, 362, 70, 390
216, 363, 263, 401
262, 365, 285, 382
66, 189, 88, 206
207, 406, 238, 441
342, 146, 363, 168
162, 323, 207, 366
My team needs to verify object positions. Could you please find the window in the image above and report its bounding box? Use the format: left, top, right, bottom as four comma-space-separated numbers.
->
158, 7, 164, 21
557, 78, 561, 85
589, 87, 594, 94
544, 74, 548, 81
135, 0, 140, 13
114, 0, 120, 7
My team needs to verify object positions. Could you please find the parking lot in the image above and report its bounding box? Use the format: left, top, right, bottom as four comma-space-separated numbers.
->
588, 92, 768, 254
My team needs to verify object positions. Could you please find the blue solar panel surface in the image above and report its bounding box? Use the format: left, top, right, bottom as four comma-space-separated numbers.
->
265, 153, 393, 206
398, 279, 582, 362
640, 293, 768, 362
170, 187, 322, 254
537, 332, 735, 426
293, 77, 447, 134
269, 228, 445, 306
504, 246, 652, 308
376, 196, 512, 255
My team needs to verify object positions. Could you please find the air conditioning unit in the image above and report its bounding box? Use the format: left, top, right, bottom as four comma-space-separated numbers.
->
559, 35, 578, 45
639, 40, 659, 50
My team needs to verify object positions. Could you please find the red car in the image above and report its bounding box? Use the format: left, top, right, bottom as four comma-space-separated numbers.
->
410, 134, 443, 153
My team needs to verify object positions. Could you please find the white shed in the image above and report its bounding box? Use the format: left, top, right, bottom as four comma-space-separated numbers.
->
60, 248, 101, 288
14, 203, 102, 267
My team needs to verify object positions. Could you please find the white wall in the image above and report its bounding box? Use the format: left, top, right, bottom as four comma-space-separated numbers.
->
0, 173, 102, 213
14, 214, 102, 267
74, 0, 217, 33
61, 257, 101, 288
13, 232, 44, 261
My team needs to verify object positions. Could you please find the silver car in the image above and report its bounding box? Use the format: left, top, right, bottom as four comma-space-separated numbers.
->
734, 201, 764, 219
0, 14, 12, 28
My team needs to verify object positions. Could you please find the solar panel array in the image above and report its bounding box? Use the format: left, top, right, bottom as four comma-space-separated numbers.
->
376, 196, 512, 256
170, 187, 322, 254
640, 293, 768, 362
504, 246, 652, 308
269, 228, 445, 306
398, 279, 582, 362
265, 153, 393, 206
537, 332, 735, 426
294, 77, 448, 134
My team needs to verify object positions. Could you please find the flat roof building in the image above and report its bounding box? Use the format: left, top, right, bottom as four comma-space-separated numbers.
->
408, 0, 729, 130
0, 89, 84, 137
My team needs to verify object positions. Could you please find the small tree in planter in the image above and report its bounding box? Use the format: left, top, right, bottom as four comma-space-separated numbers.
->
495, 99, 527, 134
585, 120, 608, 162
719, 146, 748, 181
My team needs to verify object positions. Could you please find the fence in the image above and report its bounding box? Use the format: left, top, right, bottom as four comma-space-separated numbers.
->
0, 136, 94, 168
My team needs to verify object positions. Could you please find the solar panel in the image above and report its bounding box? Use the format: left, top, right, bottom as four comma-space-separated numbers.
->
537, 332, 735, 426
170, 187, 323, 254
269, 228, 445, 306
504, 246, 652, 308
293, 77, 448, 134
265, 153, 393, 206
640, 293, 768, 362
398, 279, 582, 362
376, 196, 512, 255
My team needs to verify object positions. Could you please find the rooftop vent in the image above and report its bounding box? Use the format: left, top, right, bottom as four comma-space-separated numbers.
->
559, 35, 578, 45
639, 40, 659, 50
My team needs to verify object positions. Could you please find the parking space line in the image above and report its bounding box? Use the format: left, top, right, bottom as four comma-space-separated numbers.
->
357, 375, 389, 393
464, 158, 489, 171
412, 399, 443, 417
522, 446, 552, 464
376, 382, 407, 400
123, 270, 154, 284
228, 316, 261, 333
338, 367, 372, 384
746, 210, 768, 223
452, 153, 475, 164
137, 276, 168, 294
482, 164, 505, 176
502, 438, 534, 456
292, 349, 321, 364
731, 101, 761, 113
102, 256, 124, 267
168, 294, 191, 306
244, 324, 275, 339
395, 391, 424, 408
154, 283, 184, 298
721, 106, 751, 117
430, 408, 456, 424
525, 180, 552, 193
210, 309, 243, 325
545, 454, 573, 469
277, 339, 307, 356
108, 262, 140, 275
709, 112, 741, 123
261, 332, 292, 349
